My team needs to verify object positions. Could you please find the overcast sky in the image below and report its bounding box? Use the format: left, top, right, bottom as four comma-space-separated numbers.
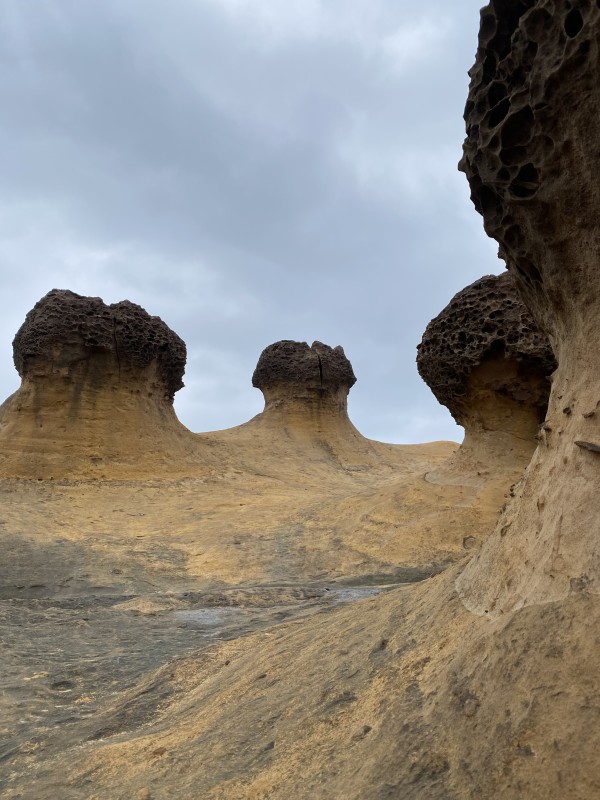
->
0, 0, 501, 444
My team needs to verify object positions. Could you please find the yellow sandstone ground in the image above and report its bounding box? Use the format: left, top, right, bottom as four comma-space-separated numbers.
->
0, 392, 529, 598
0, 293, 554, 798
8, 563, 599, 800
0, 378, 544, 800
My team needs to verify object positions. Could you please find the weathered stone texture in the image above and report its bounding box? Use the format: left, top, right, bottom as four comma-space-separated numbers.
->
13, 289, 186, 400
459, 0, 600, 333
252, 340, 356, 394
417, 272, 555, 423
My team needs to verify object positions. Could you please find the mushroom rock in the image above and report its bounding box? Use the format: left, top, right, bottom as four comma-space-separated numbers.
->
0, 289, 203, 478
417, 271, 555, 485
244, 339, 369, 456
457, 0, 600, 613
252, 340, 356, 414
208, 338, 452, 479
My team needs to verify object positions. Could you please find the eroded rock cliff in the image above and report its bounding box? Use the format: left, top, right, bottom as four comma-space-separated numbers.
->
458, 0, 600, 614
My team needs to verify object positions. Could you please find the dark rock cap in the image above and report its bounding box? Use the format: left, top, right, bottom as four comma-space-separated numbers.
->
252, 340, 357, 395
417, 272, 555, 422
13, 289, 186, 401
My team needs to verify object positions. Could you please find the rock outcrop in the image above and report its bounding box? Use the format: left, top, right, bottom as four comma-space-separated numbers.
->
0, 290, 204, 478
417, 271, 555, 484
7, 5, 600, 799
13, 289, 186, 400
252, 340, 356, 412
457, 0, 600, 613
211, 337, 432, 477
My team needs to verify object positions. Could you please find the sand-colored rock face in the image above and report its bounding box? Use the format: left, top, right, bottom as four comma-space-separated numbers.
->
417, 271, 555, 484
0, 290, 204, 478
458, 0, 600, 614
18, 570, 600, 800
0, 324, 459, 593
246, 339, 362, 446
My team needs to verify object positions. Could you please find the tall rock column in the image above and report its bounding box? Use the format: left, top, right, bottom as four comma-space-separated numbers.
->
457, 0, 600, 613
245, 339, 384, 463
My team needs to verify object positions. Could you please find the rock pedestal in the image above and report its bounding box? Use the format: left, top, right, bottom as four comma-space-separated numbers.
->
417, 271, 554, 484
214, 338, 409, 472
0, 290, 200, 478
252, 339, 356, 416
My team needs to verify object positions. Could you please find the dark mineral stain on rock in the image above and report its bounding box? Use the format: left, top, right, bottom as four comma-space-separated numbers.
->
252, 340, 356, 395
416, 272, 555, 424
13, 289, 186, 401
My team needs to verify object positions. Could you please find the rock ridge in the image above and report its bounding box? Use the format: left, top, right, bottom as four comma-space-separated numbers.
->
457, 0, 600, 614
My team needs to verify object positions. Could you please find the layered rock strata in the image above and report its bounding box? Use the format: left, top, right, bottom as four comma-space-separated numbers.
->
417, 271, 555, 484
457, 0, 600, 613
0, 290, 203, 478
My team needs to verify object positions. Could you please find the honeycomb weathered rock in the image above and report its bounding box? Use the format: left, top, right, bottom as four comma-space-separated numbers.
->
13, 289, 186, 401
417, 272, 555, 424
459, 0, 600, 335
252, 340, 356, 395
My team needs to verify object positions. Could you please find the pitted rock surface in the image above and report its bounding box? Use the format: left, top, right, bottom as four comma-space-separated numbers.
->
252, 341, 356, 395
459, 0, 600, 327
417, 272, 555, 423
13, 290, 186, 401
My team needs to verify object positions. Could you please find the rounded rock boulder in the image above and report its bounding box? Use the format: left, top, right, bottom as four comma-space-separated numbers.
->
417, 272, 555, 425
13, 289, 186, 401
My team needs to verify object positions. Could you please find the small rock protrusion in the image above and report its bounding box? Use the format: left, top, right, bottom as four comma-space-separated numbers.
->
575, 441, 600, 454
352, 724, 373, 740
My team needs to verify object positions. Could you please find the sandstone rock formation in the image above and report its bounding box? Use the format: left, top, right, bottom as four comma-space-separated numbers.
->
6, 4, 599, 798
252, 339, 356, 411
0, 289, 204, 478
13, 289, 186, 400
0, 322, 458, 594
417, 271, 555, 484
457, 0, 600, 613
212, 338, 418, 476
